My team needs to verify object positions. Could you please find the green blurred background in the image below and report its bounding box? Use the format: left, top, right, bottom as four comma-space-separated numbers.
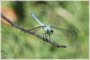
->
1, 1, 89, 59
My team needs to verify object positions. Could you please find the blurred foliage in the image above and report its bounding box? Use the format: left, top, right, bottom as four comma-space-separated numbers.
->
1, 1, 89, 59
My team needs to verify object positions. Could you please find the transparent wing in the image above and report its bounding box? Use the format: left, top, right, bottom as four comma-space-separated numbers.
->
27, 26, 42, 31
27, 26, 43, 34
51, 26, 74, 34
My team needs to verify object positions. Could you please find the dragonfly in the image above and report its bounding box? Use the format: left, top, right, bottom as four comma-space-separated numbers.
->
29, 13, 73, 40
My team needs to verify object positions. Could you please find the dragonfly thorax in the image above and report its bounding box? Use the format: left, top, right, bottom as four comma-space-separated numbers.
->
43, 25, 53, 36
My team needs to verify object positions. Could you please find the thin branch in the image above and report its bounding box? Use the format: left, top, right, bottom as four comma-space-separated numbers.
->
1, 14, 66, 48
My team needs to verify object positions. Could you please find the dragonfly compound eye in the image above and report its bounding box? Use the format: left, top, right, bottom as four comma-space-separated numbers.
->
51, 30, 53, 33
49, 30, 53, 35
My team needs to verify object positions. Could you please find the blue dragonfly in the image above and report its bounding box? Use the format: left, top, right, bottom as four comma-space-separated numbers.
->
28, 13, 73, 41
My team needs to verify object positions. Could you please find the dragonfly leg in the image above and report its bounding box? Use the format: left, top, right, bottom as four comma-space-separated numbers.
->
49, 35, 51, 40
43, 33, 45, 40
43, 33, 47, 40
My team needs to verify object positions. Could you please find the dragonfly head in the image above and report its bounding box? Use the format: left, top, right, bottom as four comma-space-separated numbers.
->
46, 30, 53, 36
43, 25, 53, 36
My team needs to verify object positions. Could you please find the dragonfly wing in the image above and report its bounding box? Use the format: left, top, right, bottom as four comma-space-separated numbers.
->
27, 26, 42, 32
51, 26, 74, 35
51, 26, 68, 32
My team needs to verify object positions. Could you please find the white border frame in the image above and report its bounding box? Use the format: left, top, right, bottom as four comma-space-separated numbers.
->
0, 0, 89, 60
